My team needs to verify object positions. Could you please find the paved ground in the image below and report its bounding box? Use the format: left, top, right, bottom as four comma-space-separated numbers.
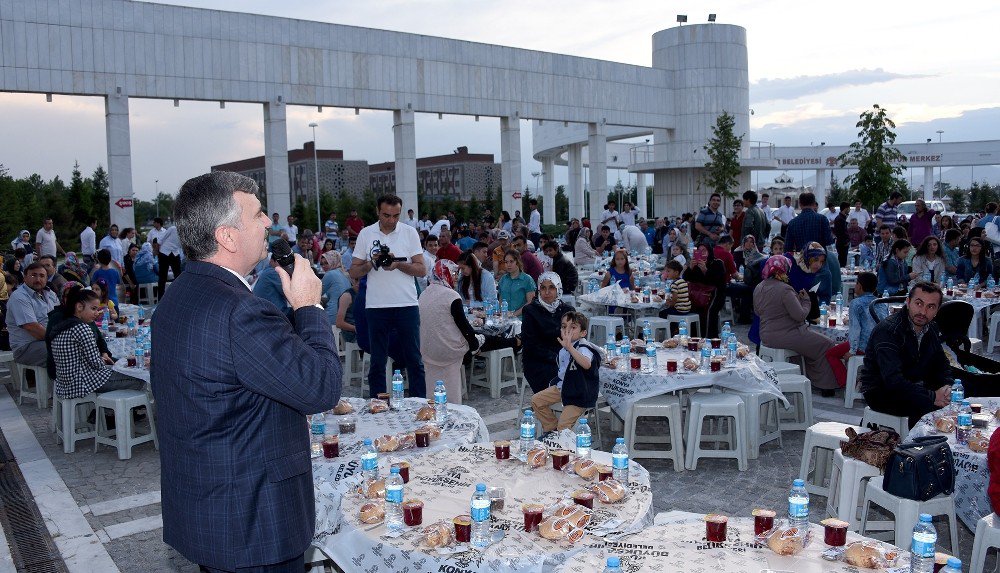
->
1, 322, 993, 572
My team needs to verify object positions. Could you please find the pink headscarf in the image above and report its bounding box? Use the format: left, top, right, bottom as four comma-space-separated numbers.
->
761, 255, 791, 281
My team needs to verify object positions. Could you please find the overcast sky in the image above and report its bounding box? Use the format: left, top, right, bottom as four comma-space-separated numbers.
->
2, 0, 999, 200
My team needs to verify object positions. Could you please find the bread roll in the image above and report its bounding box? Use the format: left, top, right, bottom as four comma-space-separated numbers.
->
374, 434, 400, 452
662, 338, 679, 349
537, 516, 572, 540
935, 417, 956, 433
844, 542, 884, 568
357, 478, 386, 499
766, 526, 805, 556
417, 424, 442, 440
359, 501, 384, 524
332, 399, 354, 415
969, 433, 989, 453
368, 399, 389, 413
397, 433, 416, 450
415, 405, 436, 421
573, 458, 599, 479
683, 357, 699, 371
526, 445, 548, 468
592, 479, 627, 503
422, 521, 455, 548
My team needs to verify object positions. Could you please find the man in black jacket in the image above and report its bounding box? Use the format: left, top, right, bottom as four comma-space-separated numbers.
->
543, 241, 578, 295
859, 281, 953, 428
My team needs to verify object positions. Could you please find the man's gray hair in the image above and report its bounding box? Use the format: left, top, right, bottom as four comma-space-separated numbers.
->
174, 172, 258, 261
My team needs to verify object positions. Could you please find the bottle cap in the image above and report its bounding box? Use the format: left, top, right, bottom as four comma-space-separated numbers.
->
946, 557, 961, 567
390, 467, 400, 474
363, 438, 372, 445
524, 409, 533, 416
476, 483, 486, 492
792, 478, 805, 486
919, 513, 932, 522
607, 556, 621, 567
616, 437, 625, 444
579, 417, 588, 424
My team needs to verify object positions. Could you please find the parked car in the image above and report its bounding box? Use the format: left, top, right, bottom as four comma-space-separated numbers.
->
896, 200, 950, 217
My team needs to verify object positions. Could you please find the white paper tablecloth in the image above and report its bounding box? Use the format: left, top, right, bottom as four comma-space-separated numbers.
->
105, 335, 137, 358
907, 398, 998, 530
578, 293, 663, 313
599, 349, 788, 419
555, 512, 910, 572
315, 443, 653, 573
810, 323, 849, 344
113, 358, 150, 383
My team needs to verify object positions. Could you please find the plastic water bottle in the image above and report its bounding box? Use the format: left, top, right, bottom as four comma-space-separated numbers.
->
644, 339, 657, 373
738, 264, 745, 278
700, 346, 711, 373
947, 277, 954, 290
500, 300, 509, 318
612, 437, 629, 484
788, 478, 809, 530
619, 336, 630, 359
519, 410, 536, 461
721, 321, 732, 339
909, 513, 937, 573
310, 413, 325, 457
589, 278, 598, 293
101, 308, 110, 330
574, 417, 592, 458
433, 380, 448, 424
678, 319, 688, 341
642, 319, 652, 340
819, 304, 829, 326
134, 344, 144, 370
603, 556, 623, 573
940, 557, 962, 573
385, 467, 405, 533
835, 293, 844, 315
137, 306, 145, 323
727, 336, 738, 362
642, 285, 651, 303
360, 438, 379, 481
989, 275, 996, 290
470, 483, 491, 548
950, 379, 964, 406
606, 334, 617, 358
390, 370, 404, 410
957, 400, 973, 445
883, 289, 890, 299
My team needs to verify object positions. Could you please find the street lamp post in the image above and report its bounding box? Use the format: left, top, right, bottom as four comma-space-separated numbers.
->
155, 179, 159, 219
309, 122, 321, 233
936, 130, 944, 199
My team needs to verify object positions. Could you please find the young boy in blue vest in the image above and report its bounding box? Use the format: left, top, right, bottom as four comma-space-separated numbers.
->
531, 311, 603, 435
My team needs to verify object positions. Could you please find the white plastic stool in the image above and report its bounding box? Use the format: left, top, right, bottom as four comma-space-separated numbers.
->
826, 448, 882, 531
0, 350, 15, 385
758, 345, 803, 374
719, 297, 735, 324
662, 313, 701, 338
777, 374, 814, 431
624, 394, 684, 471
684, 393, 748, 471
94, 390, 158, 460
988, 311, 1000, 353
52, 394, 98, 453
860, 480, 959, 553
725, 389, 782, 459
970, 337, 984, 355
843, 355, 865, 408
470, 348, 521, 399
860, 407, 909, 436
560, 294, 577, 307
344, 341, 366, 387
16, 363, 51, 409
331, 326, 346, 359
768, 361, 801, 376
588, 316, 625, 343
970, 512, 1000, 573
633, 317, 673, 342
137, 283, 158, 305
799, 422, 864, 498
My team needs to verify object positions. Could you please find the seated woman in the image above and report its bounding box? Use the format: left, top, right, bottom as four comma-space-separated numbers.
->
418, 260, 518, 403
876, 239, 914, 295
600, 249, 635, 289
49, 288, 145, 399
573, 227, 598, 266
123, 244, 139, 304
45, 282, 113, 379
910, 235, 945, 286
497, 249, 536, 317
786, 243, 827, 296
684, 241, 727, 338
521, 272, 574, 394
456, 250, 497, 306
59, 252, 88, 285
320, 251, 350, 325
132, 243, 159, 287
336, 274, 359, 346
753, 255, 838, 395
955, 236, 993, 285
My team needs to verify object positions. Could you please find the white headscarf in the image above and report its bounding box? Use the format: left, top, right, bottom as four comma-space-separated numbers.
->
536, 271, 563, 313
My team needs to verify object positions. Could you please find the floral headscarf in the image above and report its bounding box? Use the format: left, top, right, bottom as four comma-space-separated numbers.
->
761, 255, 792, 282
431, 258, 459, 290
794, 241, 827, 273
536, 271, 564, 313
320, 250, 343, 271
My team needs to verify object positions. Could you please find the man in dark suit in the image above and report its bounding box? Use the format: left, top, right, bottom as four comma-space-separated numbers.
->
152, 172, 342, 572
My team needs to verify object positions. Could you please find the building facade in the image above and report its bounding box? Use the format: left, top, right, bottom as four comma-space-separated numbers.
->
369, 147, 501, 201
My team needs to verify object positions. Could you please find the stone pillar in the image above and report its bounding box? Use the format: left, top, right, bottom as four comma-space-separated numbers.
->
814, 169, 828, 209
542, 157, 555, 224
393, 108, 419, 217
923, 166, 935, 200
500, 117, 522, 216
263, 101, 290, 218
587, 122, 607, 222
105, 94, 135, 229
636, 173, 649, 218
568, 144, 584, 220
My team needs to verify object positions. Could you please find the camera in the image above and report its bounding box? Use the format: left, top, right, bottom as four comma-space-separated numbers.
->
370, 240, 406, 270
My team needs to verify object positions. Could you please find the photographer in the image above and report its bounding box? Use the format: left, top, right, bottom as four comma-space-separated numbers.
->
349, 195, 427, 398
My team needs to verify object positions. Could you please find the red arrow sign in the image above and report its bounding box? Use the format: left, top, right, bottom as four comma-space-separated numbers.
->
115, 197, 134, 209
512, 192, 522, 200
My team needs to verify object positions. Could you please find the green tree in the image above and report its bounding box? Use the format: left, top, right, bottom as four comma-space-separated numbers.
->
701, 111, 743, 199
827, 174, 855, 206
837, 105, 907, 209
554, 184, 569, 222
67, 161, 94, 225
947, 188, 968, 214
91, 165, 111, 229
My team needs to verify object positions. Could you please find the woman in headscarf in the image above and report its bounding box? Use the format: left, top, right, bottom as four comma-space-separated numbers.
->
132, 243, 158, 286
683, 240, 727, 338
753, 255, 838, 394
521, 272, 575, 394
787, 242, 831, 304
10, 230, 31, 253
320, 250, 350, 325
573, 227, 598, 266
59, 252, 89, 285
418, 259, 518, 403
123, 243, 140, 304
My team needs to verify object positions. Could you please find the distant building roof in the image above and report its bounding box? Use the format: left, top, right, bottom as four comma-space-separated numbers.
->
212, 141, 345, 172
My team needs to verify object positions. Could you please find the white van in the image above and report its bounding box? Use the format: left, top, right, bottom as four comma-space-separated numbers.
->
896, 200, 949, 217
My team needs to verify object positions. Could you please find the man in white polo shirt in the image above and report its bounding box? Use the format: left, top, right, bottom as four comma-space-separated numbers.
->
148, 217, 184, 297
349, 194, 427, 398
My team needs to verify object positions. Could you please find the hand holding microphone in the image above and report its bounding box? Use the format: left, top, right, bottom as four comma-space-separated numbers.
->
273, 241, 321, 310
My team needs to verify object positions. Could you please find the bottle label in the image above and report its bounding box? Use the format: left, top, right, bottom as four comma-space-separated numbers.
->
577, 434, 592, 449
385, 484, 403, 503
911, 532, 936, 557
393, 380, 404, 392
612, 452, 628, 469
471, 499, 490, 522
361, 454, 377, 471
957, 413, 972, 426
951, 390, 963, 403
310, 422, 324, 435
646, 348, 656, 357
520, 423, 534, 439
435, 392, 447, 405
788, 500, 808, 518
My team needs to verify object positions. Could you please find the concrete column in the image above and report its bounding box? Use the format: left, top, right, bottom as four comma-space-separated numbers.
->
636, 173, 649, 218
568, 144, 584, 220
500, 117, 522, 216
923, 166, 935, 200
393, 108, 418, 217
814, 169, 828, 209
587, 122, 607, 222
263, 102, 290, 218
105, 94, 135, 229
542, 157, 555, 224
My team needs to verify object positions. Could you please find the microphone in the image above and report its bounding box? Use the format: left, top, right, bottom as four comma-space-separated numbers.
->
270, 240, 296, 277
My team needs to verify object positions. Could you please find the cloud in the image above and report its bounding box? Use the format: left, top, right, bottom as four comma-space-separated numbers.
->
752, 68, 933, 103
